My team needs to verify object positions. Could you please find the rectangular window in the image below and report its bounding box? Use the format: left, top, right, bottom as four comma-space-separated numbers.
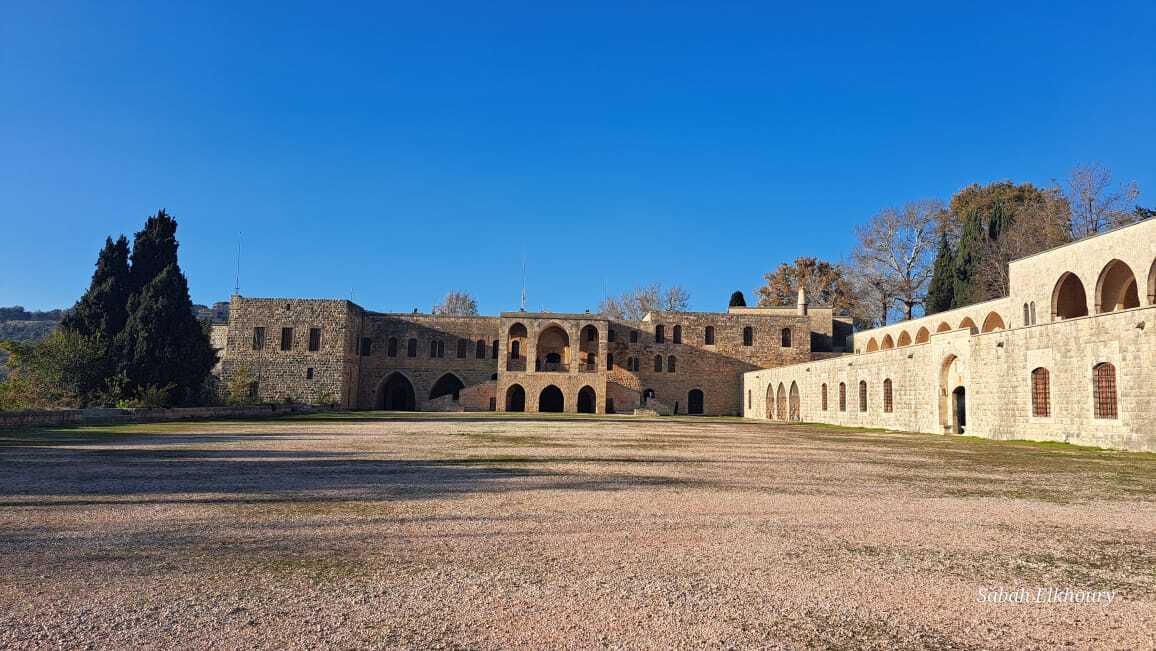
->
1093, 363, 1117, 419
280, 327, 293, 351
606, 353, 613, 371
1031, 368, 1050, 417
252, 327, 265, 351
308, 328, 321, 351
742, 327, 753, 346
306, 367, 314, 380
360, 337, 372, 356
608, 329, 616, 343
630, 330, 639, 343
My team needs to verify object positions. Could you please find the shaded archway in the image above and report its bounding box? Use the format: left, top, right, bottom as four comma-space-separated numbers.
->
915, 327, 930, 344
376, 372, 416, 411
897, 331, 912, 347
789, 382, 800, 422
981, 312, 1006, 333
959, 317, 977, 334
765, 383, 776, 420
577, 386, 596, 414
536, 325, 570, 372
881, 334, 895, 350
936, 322, 951, 333
1095, 259, 1140, 313
579, 325, 599, 371
687, 389, 704, 415
775, 383, 787, 421
1052, 272, 1089, 320
865, 337, 879, 353
505, 384, 526, 412
938, 355, 964, 434
429, 373, 465, 401
1149, 259, 1156, 305
538, 385, 564, 412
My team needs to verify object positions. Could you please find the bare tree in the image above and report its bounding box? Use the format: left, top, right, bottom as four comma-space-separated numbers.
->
432, 291, 479, 316
976, 189, 1071, 299
850, 200, 944, 322
599, 283, 690, 320
1066, 163, 1141, 239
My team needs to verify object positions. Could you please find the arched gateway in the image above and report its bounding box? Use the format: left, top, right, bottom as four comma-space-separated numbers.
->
376, 372, 416, 411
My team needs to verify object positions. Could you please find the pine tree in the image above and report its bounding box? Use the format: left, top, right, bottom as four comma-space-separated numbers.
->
925, 234, 955, 314
728, 291, 747, 307
60, 236, 132, 339
953, 210, 985, 308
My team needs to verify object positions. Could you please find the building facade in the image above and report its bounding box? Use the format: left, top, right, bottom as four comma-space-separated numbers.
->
214, 294, 852, 417
742, 219, 1156, 452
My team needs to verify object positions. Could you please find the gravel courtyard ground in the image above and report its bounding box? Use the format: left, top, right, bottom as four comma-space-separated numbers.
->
2, 413, 1154, 649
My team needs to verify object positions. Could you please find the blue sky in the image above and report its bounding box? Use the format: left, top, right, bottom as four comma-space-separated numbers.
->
3, 2, 1154, 313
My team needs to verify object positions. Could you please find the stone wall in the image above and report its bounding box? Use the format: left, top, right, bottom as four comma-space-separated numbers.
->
219, 297, 361, 407
0, 404, 328, 430
354, 313, 501, 410
744, 307, 1156, 452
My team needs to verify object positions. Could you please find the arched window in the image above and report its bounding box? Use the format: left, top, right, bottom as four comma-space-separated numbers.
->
789, 382, 800, 421
475, 339, 486, 359
406, 338, 417, 357
897, 331, 912, 347
742, 326, 753, 346
606, 353, 613, 371
1053, 272, 1089, 320
429, 339, 439, 358
704, 325, 715, 345
781, 328, 792, 348
510, 340, 520, 359
625, 356, 633, 372
1030, 302, 1037, 324
1093, 363, 1118, 419
1031, 368, 1050, 417
654, 355, 663, 372
881, 334, 894, 350
858, 380, 868, 412
883, 379, 893, 413
387, 337, 398, 357
630, 330, 639, 343
492, 340, 499, 359
821, 383, 828, 411
672, 325, 682, 344
839, 383, 846, 412
457, 339, 468, 358
633, 357, 640, 372
655, 325, 665, 343
667, 355, 676, 372
981, 312, 1006, 333
1023, 303, 1030, 326
915, 327, 930, 344
608, 329, 616, 342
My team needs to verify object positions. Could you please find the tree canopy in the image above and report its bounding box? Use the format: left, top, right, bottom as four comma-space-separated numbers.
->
599, 283, 690, 320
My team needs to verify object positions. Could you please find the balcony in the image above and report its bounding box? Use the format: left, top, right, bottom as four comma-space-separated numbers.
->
506, 358, 527, 372
578, 362, 597, 373
536, 360, 569, 373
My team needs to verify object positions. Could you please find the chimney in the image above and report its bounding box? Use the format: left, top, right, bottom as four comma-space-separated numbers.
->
797, 287, 808, 316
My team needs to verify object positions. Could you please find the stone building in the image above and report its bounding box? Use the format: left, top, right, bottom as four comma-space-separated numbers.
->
743, 218, 1156, 452
215, 291, 852, 416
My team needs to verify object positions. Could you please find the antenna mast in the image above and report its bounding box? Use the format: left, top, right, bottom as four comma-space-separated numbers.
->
233, 234, 242, 296
520, 254, 527, 311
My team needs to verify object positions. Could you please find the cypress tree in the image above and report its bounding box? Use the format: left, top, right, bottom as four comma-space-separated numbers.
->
953, 210, 985, 308
988, 199, 1011, 241
117, 211, 217, 405
61, 236, 132, 339
925, 234, 955, 314
728, 291, 747, 307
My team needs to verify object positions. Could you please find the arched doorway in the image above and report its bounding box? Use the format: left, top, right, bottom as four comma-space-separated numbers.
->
577, 386, 596, 413
538, 385, 564, 412
776, 383, 787, 421
507, 323, 527, 371
505, 384, 526, 412
687, 389, 704, 415
938, 355, 964, 434
429, 373, 465, 401
1052, 272, 1089, 320
952, 387, 967, 434
765, 384, 775, 420
377, 373, 416, 411
1095, 259, 1140, 313
642, 388, 655, 406
789, 382, 800, 422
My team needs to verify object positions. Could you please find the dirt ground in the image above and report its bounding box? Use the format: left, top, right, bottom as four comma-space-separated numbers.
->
1, 413, 1154, 649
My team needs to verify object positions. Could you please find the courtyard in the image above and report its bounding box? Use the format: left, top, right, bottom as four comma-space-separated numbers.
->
2, 413, 1154, 649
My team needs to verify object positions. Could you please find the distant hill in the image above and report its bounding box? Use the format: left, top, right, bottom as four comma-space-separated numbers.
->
0, 320, 59, 343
